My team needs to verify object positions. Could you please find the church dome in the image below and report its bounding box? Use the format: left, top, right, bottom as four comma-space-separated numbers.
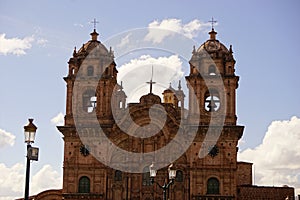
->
75, 29, 113, 58
163, 85, 175, 94
197, 29, 229, 53
191, 28, 234, 62
163, 88, 174, 93
140, 93, 161, 105
77, 41, 109, 55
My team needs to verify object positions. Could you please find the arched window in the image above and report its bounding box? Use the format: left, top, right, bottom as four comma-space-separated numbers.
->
208, 65, 216, 76
175, 170, 183, 182
87, 66, 94, 76
207, 177, 219, 194
78, 176, 90, 193
204, 90, 220, 112
142, 167, 151, 186
114, 170, 122, 181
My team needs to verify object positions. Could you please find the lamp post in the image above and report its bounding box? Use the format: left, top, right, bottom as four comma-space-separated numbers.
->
23, 119, 39, 200
149, 163, 176, 200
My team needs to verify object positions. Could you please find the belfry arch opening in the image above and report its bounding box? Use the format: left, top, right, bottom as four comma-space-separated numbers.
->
204, 89, 220, 112
82, 90, 97, 113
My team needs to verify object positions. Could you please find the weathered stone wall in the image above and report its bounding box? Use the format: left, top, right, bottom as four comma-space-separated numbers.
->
237, 185, 295, 200
15, 189, 62, 200
236, 162, 252, 186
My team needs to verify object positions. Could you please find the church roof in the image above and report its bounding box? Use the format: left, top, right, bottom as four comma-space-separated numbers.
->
75, 29, 113, 57
163, 83, 175, 94
77, 41, 109, 55
197, 28, 229, 53
191, 28, 234, 62
139, 93, 161, 105
163, 88, 174, 93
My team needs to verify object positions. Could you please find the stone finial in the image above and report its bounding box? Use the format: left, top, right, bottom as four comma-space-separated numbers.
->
229, 45, 233, 54
73, 47, 77, 57
192, 45, 196, 54
178, 80, 182, 90
81, 44, 85, 52
109, 46, 114, 58
120, 81, 123, 91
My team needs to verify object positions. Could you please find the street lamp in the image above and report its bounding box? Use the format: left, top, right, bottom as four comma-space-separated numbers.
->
149, 163, 176, 200
23, 119, 39, 200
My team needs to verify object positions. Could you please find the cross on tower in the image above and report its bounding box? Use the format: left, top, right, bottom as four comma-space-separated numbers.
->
146, 66, 156, 94
208, 17, 217, 29
90, 18, 99, 30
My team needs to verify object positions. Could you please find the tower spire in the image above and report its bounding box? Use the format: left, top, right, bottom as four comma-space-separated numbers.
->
120, 81, 123, 91
178, 80, 182, 90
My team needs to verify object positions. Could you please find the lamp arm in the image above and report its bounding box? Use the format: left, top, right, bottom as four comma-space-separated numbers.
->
151, 178, 164, 189
150, 178, 174, 190
165, 179, 174, 189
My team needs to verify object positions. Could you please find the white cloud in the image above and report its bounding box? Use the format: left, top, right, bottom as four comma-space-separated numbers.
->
51, 112, 64, 126
31, 165, 62, 195
0, 163, 24, 197
0, 33, 34, 55
74, 23, 84, 28
36, 38, 48, 46
145, 18, 208, 44
238, 116, 300, 194
117, 54, 184, 103
117, 33, 132, 48
0, 129, 16, 148
0, 197, 17, 200
0, 163, 61, 200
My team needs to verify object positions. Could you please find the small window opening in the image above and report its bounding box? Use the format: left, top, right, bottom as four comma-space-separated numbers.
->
114, 170, 122, 181
209, 65, 216, 76
87, 66, 94, 76
175, 170, 183, 182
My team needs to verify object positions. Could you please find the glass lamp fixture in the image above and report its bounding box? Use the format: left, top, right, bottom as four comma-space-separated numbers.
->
24, 119, 37, 144
168, 163, 176, 180
149, 163, 157, 178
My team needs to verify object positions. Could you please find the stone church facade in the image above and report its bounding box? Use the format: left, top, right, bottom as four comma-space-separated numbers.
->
18, 27, 295, 200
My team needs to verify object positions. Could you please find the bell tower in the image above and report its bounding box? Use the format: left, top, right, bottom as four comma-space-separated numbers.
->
59, 28, 126, 199
186, 28, 239, 126
64, 29, 122, 126
185, 26, 244, 198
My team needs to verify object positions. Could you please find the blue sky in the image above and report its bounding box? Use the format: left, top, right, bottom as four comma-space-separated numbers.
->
0, 0, 300, 199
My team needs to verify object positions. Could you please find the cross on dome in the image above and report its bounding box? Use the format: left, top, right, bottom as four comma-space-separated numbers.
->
90, 18, 99, 41
146, 65, 156, 94
208, 17, 217, 30
90, 18, 99, 30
